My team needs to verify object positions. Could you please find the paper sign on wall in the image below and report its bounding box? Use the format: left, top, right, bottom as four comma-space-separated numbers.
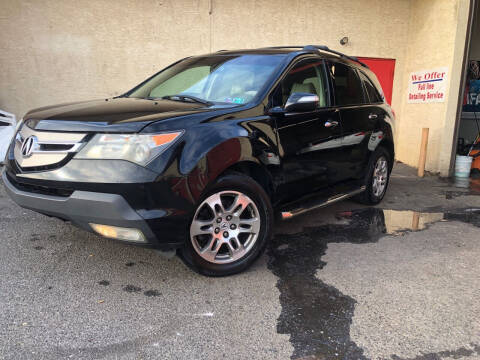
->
407, 67, 448, 103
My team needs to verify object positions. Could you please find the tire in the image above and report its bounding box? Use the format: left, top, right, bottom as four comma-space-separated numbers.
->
179, 173, 274, 277
354, 146, 392, 205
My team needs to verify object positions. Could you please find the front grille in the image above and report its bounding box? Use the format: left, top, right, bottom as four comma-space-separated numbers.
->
40, 143, 76, 151
14, 124, 87, 171
6, 172, 73, 197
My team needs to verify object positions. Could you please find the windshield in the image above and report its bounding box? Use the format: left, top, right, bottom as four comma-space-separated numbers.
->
127, 54, 286, 105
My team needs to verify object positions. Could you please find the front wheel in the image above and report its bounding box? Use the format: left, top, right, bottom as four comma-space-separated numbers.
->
179, 173, 273, 276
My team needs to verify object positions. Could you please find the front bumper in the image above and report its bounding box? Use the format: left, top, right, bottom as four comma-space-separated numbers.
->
2, 170, 177, 248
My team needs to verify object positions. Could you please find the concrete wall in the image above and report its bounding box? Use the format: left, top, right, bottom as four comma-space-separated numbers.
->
0, 0, 211, 117
0, 0, 411, 119
0, 0, 471, 175
395, 0, 471, 175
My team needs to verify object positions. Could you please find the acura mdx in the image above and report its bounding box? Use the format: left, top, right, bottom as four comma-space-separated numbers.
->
2, 45, 395, 276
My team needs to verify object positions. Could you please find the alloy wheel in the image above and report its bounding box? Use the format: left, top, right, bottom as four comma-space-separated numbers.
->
190, 191, 261, 264
372, 156, 388, 197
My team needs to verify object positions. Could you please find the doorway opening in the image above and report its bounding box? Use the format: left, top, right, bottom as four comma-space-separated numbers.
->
454, 0, 480, 183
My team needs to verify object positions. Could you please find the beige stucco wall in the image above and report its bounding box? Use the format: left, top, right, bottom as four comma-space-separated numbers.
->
0, 0, 470, 175
0, 0, 411, 119
395, 0, 470, 175
0, 0, 211, 117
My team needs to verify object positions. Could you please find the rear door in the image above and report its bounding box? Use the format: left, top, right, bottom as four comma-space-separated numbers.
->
272, 58, 342, 200
326, 61, 374, 180
358, 69, 390, 154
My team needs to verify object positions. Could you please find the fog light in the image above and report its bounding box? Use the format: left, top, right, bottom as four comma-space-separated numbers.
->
89, 223, 146, 242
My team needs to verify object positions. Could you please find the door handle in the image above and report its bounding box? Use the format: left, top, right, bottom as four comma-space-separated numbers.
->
369, 114, 378, 119
324, 120, 339, 128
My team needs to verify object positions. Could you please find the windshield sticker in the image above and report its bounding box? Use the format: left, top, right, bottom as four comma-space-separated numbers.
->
224, 97, 245, 104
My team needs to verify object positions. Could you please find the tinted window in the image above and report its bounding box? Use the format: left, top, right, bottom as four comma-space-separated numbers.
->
272, 58, 328, 108
359, 71, 383, 103
328, 62, 365, 106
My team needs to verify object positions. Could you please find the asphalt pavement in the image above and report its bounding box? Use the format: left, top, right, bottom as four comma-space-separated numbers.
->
1, 163, 479, 360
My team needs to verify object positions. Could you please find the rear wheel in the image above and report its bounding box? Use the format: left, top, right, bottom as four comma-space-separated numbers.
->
180, 173, 273, 276
354, 146, 392, 205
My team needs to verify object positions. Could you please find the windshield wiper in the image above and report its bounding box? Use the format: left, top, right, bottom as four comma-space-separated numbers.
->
161, 94, 212, 106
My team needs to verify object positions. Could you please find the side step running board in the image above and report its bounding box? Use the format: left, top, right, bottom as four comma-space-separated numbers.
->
280, 186, 366, 220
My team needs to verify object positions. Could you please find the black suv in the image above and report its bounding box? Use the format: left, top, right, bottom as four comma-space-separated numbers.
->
3, 45, 394, 276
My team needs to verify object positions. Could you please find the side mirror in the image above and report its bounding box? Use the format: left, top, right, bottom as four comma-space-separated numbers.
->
284, 92, 319, 113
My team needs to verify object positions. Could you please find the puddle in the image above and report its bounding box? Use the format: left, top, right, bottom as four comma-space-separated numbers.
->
440, 177, 480, 198
337, 208, 480, 235
268, 208, 480, 360
337, 210, 444, 235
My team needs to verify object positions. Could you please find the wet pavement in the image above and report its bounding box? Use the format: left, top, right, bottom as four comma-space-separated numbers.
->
271, 208, 480, 359
1, 162, 480, 359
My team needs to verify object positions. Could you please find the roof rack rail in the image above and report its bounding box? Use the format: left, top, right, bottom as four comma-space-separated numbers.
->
265, 46, 305, 49
302, 45, 369, 68
263, 45, 369, 68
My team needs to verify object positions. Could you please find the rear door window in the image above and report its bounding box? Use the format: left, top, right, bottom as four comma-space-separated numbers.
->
358, 71, 383, 103
327, 62, 366, 106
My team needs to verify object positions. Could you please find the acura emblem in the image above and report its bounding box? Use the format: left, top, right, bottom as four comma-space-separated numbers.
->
21, 135, 39, 158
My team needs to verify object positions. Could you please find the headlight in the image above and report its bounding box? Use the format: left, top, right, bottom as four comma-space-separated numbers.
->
75, 131, 183, 166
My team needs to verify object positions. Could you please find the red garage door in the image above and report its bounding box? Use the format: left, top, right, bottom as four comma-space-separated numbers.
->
357, 57, 396, 105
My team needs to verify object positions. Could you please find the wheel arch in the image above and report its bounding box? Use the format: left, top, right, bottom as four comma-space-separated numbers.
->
381, 115, 395, 166
219, 161, 275, 199
177, 135, 276, 206
380, 138, 395, 170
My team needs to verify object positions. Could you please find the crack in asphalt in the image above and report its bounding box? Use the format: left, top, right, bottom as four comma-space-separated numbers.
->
268, 208, 480, 360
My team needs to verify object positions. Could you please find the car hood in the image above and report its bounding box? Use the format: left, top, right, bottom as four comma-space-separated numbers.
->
23, 97, 228, 133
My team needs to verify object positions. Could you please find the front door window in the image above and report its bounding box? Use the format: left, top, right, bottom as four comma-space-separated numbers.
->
272, 59, 328, 108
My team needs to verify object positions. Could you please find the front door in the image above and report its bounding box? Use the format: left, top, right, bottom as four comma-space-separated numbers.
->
272, 58, 343, 201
